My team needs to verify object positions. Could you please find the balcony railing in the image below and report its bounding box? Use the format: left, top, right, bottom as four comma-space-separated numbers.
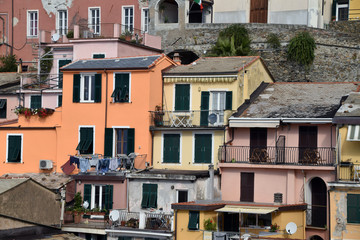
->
218, 146, 335, 166
150, 110, 233, 128
338, 162, 360, 181
145, 212, 173, 231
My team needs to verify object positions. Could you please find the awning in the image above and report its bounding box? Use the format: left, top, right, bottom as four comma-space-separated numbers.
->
164, 76, 237, 83
215, 205, 278, 214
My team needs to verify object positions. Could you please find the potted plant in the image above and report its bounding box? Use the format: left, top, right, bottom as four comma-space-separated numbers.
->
270, 223, 279, 232
204, 218, 217, 231
123, 30, 132, 41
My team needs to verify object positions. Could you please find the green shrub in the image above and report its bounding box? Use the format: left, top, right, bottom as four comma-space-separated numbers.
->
287, 31, 316, 68
266, 33, 281, 49
0, 54, 17, 72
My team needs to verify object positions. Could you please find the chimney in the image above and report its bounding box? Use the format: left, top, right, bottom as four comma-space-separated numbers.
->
274, 193, 283, 205
173, 53, 181, 65
208, 164, 214, 200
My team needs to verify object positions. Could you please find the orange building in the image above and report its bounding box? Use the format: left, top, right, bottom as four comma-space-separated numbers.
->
0, 54, 176, 175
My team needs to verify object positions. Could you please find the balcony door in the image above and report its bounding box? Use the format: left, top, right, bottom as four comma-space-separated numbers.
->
299, 126, 318, 163
250, 128, 267, 162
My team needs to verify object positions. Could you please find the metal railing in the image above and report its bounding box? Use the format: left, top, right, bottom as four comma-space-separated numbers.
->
145, 212, 173, 231
337, 162, 360, 181
218, 146, 335, 166
149, 110, 234, 128
117, 210, 140, 228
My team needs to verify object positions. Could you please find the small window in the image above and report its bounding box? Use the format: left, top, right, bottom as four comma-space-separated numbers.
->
178, 190, 188, 203
347, 194, 360, 223
89, 8, 100, 34
27, 10, 38, 37
188, 211, 199, 230
7, 135, 22, 163
163, 134, 180, 163
142, 8, 149, 33
57, 10, 68, 35
0, 99, 7, 118
347, 125, 360, 141
141, 183, 157, 208
76, 127, 94, 154
93, 54, 105, 59
30, 95, 41, 109
112, 73, 130, 103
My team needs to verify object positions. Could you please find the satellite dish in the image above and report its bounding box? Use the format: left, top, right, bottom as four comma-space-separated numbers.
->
51, 33, 60, 42
83, 200, 89, 209
208, 113, 218, 124
109, 210, 120, 222
286, 222, 297, 235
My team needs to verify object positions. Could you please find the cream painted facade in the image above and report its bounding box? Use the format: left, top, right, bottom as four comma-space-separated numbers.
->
213, 0, 332, 28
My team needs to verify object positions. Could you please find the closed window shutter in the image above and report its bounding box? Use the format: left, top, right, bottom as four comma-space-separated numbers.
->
163, 134, 180, 163
120, 74, 129, 102
58, 95, 62, 107
149, 184, 157, 208
104, 185, 113, 210
348, 194, 360, 223
141, 184, 150, 208
104, 128, 113, 157
58, 60, 71, 88
195, 134, 212, 163
94, 74, 102, 103
83, 184, 92, 205
8, 136, 21, 162
127, 128, 135, 153
226, 91, 233, 110
31, 96, 41, 109
188, 211, 199, 230
175, 84, 190, 111
0, 99, 6, 118
73, 74, 81, 102
200, 91, 209, 126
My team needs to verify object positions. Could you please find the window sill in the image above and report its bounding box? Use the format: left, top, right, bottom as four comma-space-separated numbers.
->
27, 36, 39, 39
5, 161, 23, 164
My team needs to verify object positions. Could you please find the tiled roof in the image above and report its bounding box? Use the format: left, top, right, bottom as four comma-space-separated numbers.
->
62, 55, 163, 71
0, 178, 28, 195
2, 173, 72, 190
163, 56, 259, 75
335, 92, 360, 117
0, 73, 20, 94
233, 82, 360, 118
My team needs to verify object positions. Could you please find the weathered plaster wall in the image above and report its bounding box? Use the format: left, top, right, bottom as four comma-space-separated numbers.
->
0, 216, 34, 230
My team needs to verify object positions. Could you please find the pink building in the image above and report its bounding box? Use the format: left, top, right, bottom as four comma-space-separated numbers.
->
219, 82, 360, 240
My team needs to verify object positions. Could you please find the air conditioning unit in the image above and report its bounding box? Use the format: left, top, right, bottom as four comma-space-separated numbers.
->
39, 160, 53, 170
208, 112, 223, 126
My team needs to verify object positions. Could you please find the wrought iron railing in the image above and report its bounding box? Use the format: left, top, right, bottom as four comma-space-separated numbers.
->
149, 110, 234, 128
338, 162, 360, 181
145, 212, 173, 231
218, 146, 335, 166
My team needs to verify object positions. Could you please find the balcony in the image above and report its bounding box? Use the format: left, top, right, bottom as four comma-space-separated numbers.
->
218, 146, 335, 166
337, 162, 360, 181
150, 110, 233, 129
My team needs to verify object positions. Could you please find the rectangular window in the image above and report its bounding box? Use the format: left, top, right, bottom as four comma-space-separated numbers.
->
112, 73, 130, 103
57, 10, 68, 35
73, 74, 101, 103
0, 99, 7, 118
188, 211, 199, 230
241, 172, 254, 202
211, 91, 226, 125
30, 95, 41, 109
347, 125, 360, 141
58, 95, 62, 107
89, 8, 100, 34
93, 53, 105, 59
76, 127, 94, 154
194, 134, 212, 163
163, 134, 180, 163
142, 8, 149, 33
175, 84, 190, 111
27, 10, 38, 37
123, 7, 134, 32
347, 194, 360, 223
7, 135, 22, 163
83, 184, 113, 210
178, 190, 188, 203
141, 183, 158, 208
115, 129, 135, 155
241, 213, 272, 227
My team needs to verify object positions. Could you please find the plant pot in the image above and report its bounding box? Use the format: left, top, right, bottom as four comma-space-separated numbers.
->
74, 213, 82, 223
121, 220, 126, 226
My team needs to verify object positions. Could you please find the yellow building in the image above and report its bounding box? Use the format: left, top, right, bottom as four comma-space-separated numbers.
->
150, 56, 274, 171
172, 201, 306, 240
330, 92, 360, 239
350, 0, 360, 20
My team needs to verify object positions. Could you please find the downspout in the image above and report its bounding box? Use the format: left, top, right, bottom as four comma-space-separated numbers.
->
328, 189, 331, 240
104, 70, 108, 128
11, 0, 14, 55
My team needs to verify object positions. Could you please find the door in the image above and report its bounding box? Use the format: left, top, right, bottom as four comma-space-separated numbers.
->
241, 172, 254, 202
310, 177, 327, 228
299, 126, 318, 163
250, 128, 267, 162
250, 0, 268, 23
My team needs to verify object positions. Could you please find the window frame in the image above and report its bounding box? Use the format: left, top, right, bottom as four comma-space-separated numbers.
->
188, 211, 200, 230
177, 189, 188, 203
192, 132, 213, 164
57, 10, 68, 35
30, 95, 42, 109
6, 134, 23, 163
336, 3, 349, 21
347, 125, 360, 141
122, 6, 134, 33
0, 99, 7, 118
88, 7, 101, 35
173, 84, 191, 111
84, 184, 113, 212
141, 8, 149, 33
162, 133, 181, 164
112, 72, 131, 103
77, 126, 95, 155
80, 74, 96, 103
27, 10, 39, 37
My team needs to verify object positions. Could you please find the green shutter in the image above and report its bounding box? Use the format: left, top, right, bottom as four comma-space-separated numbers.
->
141, 184, 150, 208
195, 134, 212, 163
58, 95, 62, 107
0, 99, 6, 118
163, 134, 180, 163
104, 128, 113, 157
104, 185, 113, 210
8, 135, 21, 162
31, 95, 41, 109
226, 91, 233, 110
200, 92, 209, 126
79, 128, 93, 154
73, 74, 81, 102
188, 211, 199, 230
113, 74, 129, 102
83, 184, 92, 205
94, 74, 102, 103
149, 184, 157, 208
127, 128, 135, 153
175, 84, 190, 111
93, 54, 105, 59
348, 194, 360, 223
58, 60, 71, 88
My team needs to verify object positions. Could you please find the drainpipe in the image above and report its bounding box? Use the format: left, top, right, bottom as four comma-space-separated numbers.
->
303, 170, 306, 203
104, 70, 108, 128
209, 164, 214, 200
11, 0, 14, 55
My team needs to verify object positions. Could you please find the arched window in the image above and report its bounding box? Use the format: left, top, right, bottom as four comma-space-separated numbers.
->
158, 0, 178, 23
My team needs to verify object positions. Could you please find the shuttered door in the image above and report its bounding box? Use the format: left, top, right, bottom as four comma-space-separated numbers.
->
163, 134, 180, 163
104, 185, 114, 210
250, 0, 268, 23
127, 128, 135, 153
194, 134, 212, 163
104, 128, 113, 157
175, 84, 190, 111
200, 91, 209, 126
240, 172, 254, 202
